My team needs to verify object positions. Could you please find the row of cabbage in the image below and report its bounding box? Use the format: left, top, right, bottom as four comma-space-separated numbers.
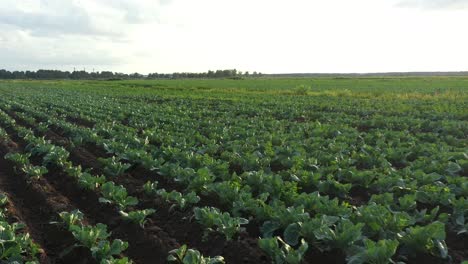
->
0, 109, 224, 264
0, 84, 467, 263
0, 127, 41, 263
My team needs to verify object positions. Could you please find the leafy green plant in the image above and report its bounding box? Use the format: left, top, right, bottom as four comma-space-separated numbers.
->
121, 149, 160, 171
120, 209, 156, 228
292, 85, 311, 96
329, 220, 365, 250
42, 146, 70, 168
99, 182, 138, 210
258, 236, 308, 264
398, 221, 448, 259
21, 164, 48, 180
37, 122, 49, 134
318, 176, 352, 197
59, 210, 84, 227
99, 157, 131, 177
143, 181, 158, 196
64, 165, 84, 178
340, 170, 376, 188
347, 239, 399, 264
0, 128, 8, 139
208, 181, 243, 206
100, 257, 132, 264
91, 239, 129, 262
449, 197, 467, 234
297, 218, 364, 252
186, 167, 216, 192
0, 193, 8, 207
261, 206, 310, 238
78, 172, 107, 190
59, 210, 130, 264
353, 203, 413, 238
398, 194, 417, 211
26, 138, 51, 156
308, 218, 364, 251
0, 190, 40, 263
193, 207, 248, 240
167, 244, 224, 264
17, 127, 34, 139
283, 215, 339, 246
69, 223, 110, 248
415, 183, 454, 206
414, 206, 441, 224
4, 152, 30, 167
157, 189, 200, 210
0, 219, 41, 262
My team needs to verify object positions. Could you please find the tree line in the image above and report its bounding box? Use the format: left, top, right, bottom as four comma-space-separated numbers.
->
0, 69, 262, 80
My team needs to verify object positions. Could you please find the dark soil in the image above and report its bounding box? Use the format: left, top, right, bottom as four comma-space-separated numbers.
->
0, 142, 96, 264
5, 131, 175, 263
6, 111, 270, 263
47, 126, 270, 263
44, 165, 178, 264
0, 113, 174, 263
445, 231, 468, 263
9, 108, 466, 264
305, 248, 346, 264
347, 185, 371, 206
65, 116, 96, 128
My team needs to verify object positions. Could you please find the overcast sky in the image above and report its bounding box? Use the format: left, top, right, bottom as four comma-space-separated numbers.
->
1, 0, 468, 74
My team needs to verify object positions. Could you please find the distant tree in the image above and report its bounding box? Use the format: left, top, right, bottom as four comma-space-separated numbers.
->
25, 71, 36, 79
70, 70, 90, 79
207, 70, 215, 78
130, 73, 143, 79
100, 71, 114, 79
90, 72, 99, 79
114, 72, 129, 79
12, 71, 25, 79
0, 69, 12, 79
0, 68, 255, 80
213, 70, 222, 78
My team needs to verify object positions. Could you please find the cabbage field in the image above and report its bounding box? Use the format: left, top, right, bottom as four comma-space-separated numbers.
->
0, 77, 466, 264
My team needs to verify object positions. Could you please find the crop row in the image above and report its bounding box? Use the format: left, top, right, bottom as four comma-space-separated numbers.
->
0, 82, 466, 263
0, 109, 227, 263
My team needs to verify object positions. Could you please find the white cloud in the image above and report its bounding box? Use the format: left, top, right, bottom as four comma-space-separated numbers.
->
1, 0, 468, 73
0, 0, 167, 38
0, 26, 122, 71
396, 0, 468, 9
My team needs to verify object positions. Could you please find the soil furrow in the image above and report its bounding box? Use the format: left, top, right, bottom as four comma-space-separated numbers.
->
0, 141, 96, 264
9, 109, 270, 263
2, 112, 180, 264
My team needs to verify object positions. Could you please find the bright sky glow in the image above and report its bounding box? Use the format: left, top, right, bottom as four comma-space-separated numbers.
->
1, 0, 468, 73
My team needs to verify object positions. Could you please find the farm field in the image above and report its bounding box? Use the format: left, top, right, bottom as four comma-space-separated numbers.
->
0, 77, 466, 264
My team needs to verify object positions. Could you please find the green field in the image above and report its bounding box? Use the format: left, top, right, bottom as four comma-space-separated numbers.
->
0, 77, 466, 264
